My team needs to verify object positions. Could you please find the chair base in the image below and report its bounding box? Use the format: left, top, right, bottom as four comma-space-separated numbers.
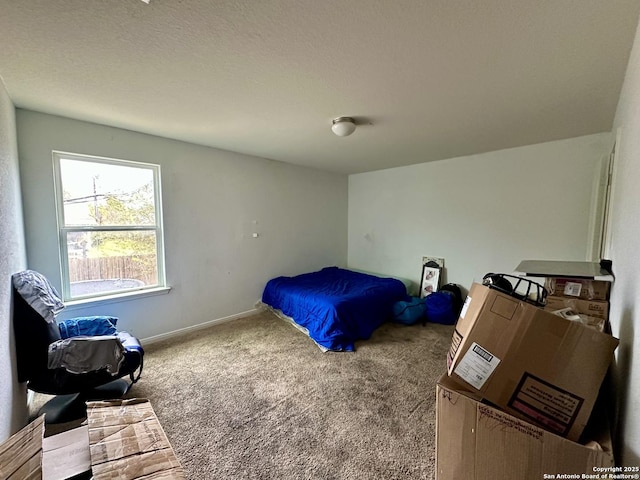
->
38, 378, 131, 424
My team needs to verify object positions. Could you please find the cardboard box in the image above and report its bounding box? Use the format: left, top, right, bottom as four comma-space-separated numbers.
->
86, 398, 185, 480
435, 376, 614, 480
550, 307, 606, 333
0, 414, 44, 480
545, 296, 609, 320
544, 277, 610, 301
447, 283, 618, 441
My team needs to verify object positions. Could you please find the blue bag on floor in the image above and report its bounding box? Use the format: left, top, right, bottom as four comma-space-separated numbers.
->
424, 291, 457, 325
392, 297, 426, 325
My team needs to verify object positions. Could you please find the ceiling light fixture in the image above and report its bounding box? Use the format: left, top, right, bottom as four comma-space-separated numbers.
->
331, 117, 356, 137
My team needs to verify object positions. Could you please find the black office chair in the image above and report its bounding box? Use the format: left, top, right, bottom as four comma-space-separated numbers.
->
12, 270, 144, 423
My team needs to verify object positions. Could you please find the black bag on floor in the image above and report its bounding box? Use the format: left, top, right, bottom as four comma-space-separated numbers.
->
439, 283, 464, 318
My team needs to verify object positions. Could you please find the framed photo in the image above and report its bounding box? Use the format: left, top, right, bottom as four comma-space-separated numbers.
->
420, 264, 441, 298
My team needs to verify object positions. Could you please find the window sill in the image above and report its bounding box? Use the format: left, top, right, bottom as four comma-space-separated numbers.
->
64, 286, 171, 311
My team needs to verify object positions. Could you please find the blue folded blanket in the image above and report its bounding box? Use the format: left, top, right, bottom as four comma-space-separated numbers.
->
58, 316, 119, 339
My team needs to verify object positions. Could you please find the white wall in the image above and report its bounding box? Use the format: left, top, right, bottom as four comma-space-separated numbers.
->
608, 15, 640, 466
0, 81, 28, 440
348, 134, 612, 293
16, 110, 348, 339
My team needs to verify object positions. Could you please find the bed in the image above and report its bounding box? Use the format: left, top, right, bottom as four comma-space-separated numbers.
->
261, 267, 408, 351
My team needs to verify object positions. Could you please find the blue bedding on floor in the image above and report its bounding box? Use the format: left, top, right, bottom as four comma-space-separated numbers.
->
262, 267, 407, 351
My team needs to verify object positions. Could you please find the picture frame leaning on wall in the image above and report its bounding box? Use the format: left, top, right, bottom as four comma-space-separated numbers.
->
420, 261, 442, 298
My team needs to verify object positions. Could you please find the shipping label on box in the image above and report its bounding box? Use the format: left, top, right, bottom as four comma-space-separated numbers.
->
452, 342, 501, 389
447, 283, 618, 441
508, 373, 584, 437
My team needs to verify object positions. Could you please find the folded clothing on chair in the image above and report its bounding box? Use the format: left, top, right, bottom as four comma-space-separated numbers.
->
11, 270, 65, 324
58, 316, 119, 339
48, 336, 125, 375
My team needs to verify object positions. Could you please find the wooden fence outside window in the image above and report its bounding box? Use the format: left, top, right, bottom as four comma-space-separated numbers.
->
69, 255, 157, 285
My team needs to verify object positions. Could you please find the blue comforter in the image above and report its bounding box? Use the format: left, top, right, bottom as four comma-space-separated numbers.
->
262, 267, 407, 351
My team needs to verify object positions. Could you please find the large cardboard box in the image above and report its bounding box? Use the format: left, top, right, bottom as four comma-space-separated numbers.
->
544, 277, 610, 301
435, 376, 614, 480
87, 398, 185, 479
447, 283, 618, 441
545, 296, 609, 320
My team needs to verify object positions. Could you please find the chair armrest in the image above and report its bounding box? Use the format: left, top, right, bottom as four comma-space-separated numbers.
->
48, 336, 125, 375
117, 331, 144, 355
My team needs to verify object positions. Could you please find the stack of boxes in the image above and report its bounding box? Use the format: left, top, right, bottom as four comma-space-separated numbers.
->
544, 276, 611, 332
435, 262, 618, 480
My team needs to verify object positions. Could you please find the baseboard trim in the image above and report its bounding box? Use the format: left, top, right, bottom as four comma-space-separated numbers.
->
140, 308, 259, 346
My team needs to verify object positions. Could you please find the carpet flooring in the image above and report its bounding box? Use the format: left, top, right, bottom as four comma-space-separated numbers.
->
130, 310, 454, 479
29, 310, 454, 479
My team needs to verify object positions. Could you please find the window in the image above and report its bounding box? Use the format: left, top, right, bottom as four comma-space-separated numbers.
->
53, 151, 166, 301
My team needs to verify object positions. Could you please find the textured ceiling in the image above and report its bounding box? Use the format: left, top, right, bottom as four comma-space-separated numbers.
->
1, 1, 639, 174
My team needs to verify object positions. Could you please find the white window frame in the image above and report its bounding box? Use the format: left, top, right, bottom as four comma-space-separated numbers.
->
53, 151, 167, 302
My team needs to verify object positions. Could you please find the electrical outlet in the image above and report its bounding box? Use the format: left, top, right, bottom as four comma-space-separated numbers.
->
422, 256, 445, 268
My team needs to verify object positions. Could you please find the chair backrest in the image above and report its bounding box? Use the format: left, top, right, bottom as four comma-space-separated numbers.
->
12, 287, 62, 383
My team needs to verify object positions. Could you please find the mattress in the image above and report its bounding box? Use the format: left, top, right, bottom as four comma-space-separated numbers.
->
261, 267, 407, 351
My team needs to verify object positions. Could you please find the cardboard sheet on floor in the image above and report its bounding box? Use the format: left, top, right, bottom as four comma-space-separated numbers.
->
0, 414, 44, 480
86, 398, 185, 480
42, 425, 91, 480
